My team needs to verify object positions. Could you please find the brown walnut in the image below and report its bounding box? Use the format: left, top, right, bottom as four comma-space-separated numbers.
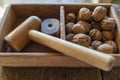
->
91, 21, 101, 31
72, 33, 91, 47
78, 7, 91, 21
66, 33, 75, 41
78, 21, 91, 33
66, 13, 76, 23
72, 23, 86, 34
89, 29, 102, 40
91, 40, 102, 50
87, 11, 93, 23
92, 6, 107, 21
105, 40, 118, 53
66, 22, 74, 34
102, 31, 114, 41
97, 44, 113, 53
101, 17, 116, 30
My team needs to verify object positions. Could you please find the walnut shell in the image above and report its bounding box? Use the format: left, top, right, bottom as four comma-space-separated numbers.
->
97, 44, 113, 53
66, 33, 75, 41
102, 31, 114, 41
78, 7, 91, 21
89, 29, 102, 40
66, 22, 74, 34
92, 6, 107, 21
101, 17, 116, 30
87, 12, 93, 23
91, 40, 102, 50
72, 33, 91, 47
78, 21, 91, 33
105, 40, 118, 53
91, 21, 101, 31
72, 23, 86, 34
66, 13, 76, 23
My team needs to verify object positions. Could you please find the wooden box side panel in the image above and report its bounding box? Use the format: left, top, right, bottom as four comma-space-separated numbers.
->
12, 4, 60, 19
0, 5, 16, 52
110, 6, 120, 53
0, 53, 90, 67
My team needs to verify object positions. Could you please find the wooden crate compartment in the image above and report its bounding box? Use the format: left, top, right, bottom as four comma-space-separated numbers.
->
64, 5, 120, 52
0, 4, 120, 67
0, 4, 61, 53
64, 4, 120, 67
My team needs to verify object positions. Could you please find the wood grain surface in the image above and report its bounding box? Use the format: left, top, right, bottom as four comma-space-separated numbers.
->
102, 67, 120, 80
1, 67, 101, 80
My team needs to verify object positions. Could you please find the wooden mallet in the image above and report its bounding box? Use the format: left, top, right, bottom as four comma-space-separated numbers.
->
4, 16, 42, 51
4, 16, 115, 71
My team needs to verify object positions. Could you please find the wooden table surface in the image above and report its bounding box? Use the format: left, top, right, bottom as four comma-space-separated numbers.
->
0, 0, 120, 80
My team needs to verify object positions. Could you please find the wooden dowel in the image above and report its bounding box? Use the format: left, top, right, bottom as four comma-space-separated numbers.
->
29, 30, 115, 71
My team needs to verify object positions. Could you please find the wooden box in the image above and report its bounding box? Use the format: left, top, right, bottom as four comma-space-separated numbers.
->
0, 4, 120, 67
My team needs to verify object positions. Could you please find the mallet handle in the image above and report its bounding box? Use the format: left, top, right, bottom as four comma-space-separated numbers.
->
29, 30, 115, 71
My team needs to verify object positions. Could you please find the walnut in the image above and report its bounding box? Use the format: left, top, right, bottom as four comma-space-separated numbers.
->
102, 31, 114, 41
101, 17, 116, 30
66, 33, 75, 41
78, 21, 91, 33
91, 40, 102, 50
66, 13, 76, 23
92, 6, 107, 21
72, 33, 91, 47
87, 12, 93, 23
105, 40, 118, 53
78, 7, 91, 21
66, 22, 74, 34
97, 44, 113, 53
91, 21, 101, 31
89, 29, 102, 40
72, 23, 85, 34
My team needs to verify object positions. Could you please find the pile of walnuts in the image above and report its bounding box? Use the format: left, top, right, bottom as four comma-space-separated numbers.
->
65, 6, 117, 54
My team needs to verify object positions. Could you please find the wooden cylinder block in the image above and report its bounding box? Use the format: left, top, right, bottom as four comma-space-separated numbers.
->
41, 19, 60, 37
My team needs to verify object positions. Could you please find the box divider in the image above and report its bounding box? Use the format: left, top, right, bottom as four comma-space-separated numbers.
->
60, 6, 66, 40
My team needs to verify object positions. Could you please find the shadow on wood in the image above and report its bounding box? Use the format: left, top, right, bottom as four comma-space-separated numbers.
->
1, 67, 101, 80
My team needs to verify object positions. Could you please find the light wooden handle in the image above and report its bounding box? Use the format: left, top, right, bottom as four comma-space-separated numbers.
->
29, 30, 115, 71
